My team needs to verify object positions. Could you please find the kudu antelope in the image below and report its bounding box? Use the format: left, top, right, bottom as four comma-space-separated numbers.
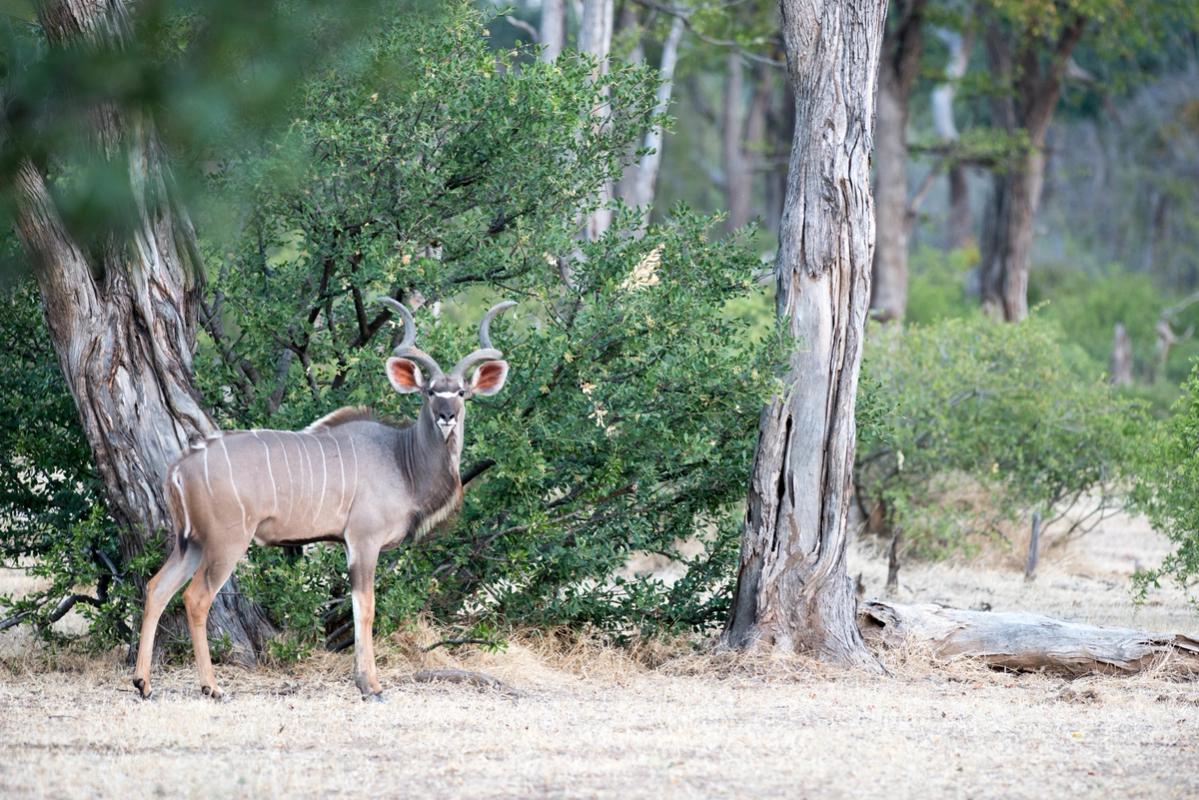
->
132, 299, 515, 701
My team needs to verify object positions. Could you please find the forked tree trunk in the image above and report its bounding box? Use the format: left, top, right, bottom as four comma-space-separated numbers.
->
979, 152, 1042, 321
978, 15, 1086, 322
13, 0, 273, 661
723, 0, 887, 669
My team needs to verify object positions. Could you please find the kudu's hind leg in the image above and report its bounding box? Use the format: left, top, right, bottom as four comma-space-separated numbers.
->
347, 541, 383, 700
183, 550, 243, 700
132, 543, 203, 699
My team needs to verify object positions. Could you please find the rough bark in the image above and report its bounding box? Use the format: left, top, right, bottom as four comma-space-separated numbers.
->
723, 0, 887, 670
870, 0, 925, 323
579, 0, 615, 240
540, 0, 566, 61
860, 600, 1199, 676
978, 15, 1087, 321
13, 0, 273, 661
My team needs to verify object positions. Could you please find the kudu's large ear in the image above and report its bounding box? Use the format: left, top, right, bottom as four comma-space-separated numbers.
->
469, 360, 509, 396
386, 358, 424, 394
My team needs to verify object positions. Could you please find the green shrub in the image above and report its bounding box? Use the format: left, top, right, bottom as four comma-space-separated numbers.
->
0, 275, 132, 647
191, 6, 774, 644
1, 5, 773, 649
904, 245, 978, 326
1130, 366, 1199, 600
856, 314, 1146, 573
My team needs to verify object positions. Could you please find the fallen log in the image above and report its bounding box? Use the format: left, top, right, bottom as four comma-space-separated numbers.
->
859, 600, 1199, 676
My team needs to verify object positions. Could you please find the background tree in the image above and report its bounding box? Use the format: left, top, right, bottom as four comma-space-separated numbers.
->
724, 0, 887, 666
870, 0, 927, 323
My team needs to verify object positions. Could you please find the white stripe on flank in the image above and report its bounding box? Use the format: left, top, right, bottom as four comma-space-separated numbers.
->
273, 432, 293, 526
333, 436, 347, 515
347, 435, 360, 516
296, 431, 313, 515
220, 438, 247, 535
253, 431, 278, 516
312, 433, 328, 521
172, 467, 192, 540
203, 445, 213, 497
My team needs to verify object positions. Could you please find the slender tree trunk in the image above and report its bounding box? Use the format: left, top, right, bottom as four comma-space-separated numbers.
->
619, 15, 685, 230
1110, 323, 1133, 386
931, 28, 972, 249
579, 0, 614, 240
540, 0, 566, 61
871, 74, 910, 321
13, 0, 273, 661
869, 0, 924, 323
723, 0, 887, 669
722, 52, 752, 232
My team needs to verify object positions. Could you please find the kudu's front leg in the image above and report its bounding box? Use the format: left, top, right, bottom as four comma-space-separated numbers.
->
347, 541, 383, 701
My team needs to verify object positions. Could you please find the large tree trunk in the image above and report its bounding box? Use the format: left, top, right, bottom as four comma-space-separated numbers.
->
723, 0, 887, 669
13, 0, 273, 661
870, 0, 924, 323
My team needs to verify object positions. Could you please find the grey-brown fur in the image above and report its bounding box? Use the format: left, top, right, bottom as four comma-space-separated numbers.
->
131, 300, 514, 701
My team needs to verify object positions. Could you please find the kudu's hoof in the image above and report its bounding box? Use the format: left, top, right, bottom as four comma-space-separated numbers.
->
362, 691, 386, 703
201, 685, 227, 702
132, 677, 153, 700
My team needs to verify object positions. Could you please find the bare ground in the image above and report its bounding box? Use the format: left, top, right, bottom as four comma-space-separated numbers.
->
2, 511, 1198, 799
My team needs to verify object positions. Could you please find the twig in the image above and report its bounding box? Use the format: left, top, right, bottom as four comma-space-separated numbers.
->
505, 16, 540, 43
421, 637, 491, 652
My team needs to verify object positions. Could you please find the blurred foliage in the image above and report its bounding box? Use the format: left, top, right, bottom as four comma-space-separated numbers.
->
0, 0, 416, 279
856, 313, 1146, 568
905, 245, 979, 326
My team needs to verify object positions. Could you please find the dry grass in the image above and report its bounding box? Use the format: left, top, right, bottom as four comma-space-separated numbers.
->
2, 510, 1198, 799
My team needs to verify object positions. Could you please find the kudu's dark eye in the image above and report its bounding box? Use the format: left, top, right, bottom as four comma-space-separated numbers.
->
458, 390, 465, 397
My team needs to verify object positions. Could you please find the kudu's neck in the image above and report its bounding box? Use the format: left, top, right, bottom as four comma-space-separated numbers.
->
415, 404, 464, 473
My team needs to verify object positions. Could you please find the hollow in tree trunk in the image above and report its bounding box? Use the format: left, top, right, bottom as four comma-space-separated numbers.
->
13, 0, 274, 662
723, 0, 887, 670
